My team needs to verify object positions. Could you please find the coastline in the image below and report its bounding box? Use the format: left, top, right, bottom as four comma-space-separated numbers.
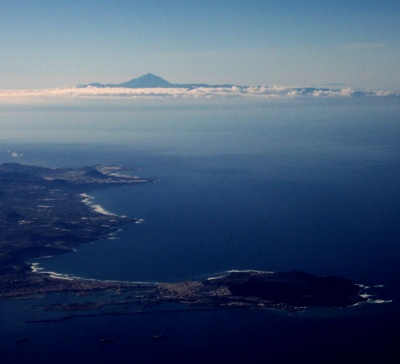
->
80, 193, 118, 217
0, 163, 379, 313
0, 163, 152, 300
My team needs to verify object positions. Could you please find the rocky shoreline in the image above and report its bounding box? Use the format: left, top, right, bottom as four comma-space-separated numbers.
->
0, 163, 368, 312
0, 162, 150, 299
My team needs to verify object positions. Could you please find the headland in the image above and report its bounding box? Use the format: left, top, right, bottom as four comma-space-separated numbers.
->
0, 163, 368, 313
0, 162, 150, 298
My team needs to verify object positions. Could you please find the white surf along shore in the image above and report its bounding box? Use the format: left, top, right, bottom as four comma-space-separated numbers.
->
80, 193, 117, 216
80, 193, 145, 223
28, 193, 146, 282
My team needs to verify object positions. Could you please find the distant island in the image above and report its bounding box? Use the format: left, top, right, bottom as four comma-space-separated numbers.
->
1, 74, 395, 100
76, 73, 377, 98
0, 163, 368, 313
78, 73, 236, 90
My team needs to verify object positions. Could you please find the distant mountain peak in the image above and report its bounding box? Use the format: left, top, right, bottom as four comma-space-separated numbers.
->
118, 73, 172, 88
140, 73, 161, 79
79, 74, 235, 89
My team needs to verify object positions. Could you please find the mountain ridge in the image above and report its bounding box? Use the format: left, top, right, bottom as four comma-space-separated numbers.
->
78, 73, 236, 89
75, 73, 394, 97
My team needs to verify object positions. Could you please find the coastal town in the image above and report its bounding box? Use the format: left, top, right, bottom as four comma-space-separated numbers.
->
0, 163, 367, 314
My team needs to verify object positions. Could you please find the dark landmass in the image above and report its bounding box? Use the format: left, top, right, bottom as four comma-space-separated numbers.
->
205, 270, 364, 307
78, 73, 235, 90
0, 163, 368, 313
77, 73, 371, 97
27, 270, 367, 321
0, 162, 150, 298
156, 270, 366, 310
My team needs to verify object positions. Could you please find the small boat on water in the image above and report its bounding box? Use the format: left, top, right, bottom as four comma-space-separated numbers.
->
100, 338, 116, 344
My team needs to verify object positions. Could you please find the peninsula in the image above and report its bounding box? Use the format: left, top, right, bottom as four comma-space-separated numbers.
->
0, 163, 367, 312
0, 162, 150, 298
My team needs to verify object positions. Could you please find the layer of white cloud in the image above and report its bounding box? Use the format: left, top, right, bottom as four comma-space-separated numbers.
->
0, 85, 395, 103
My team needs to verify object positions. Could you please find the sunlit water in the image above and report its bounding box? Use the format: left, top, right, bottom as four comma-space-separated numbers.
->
1, 97, 399, 363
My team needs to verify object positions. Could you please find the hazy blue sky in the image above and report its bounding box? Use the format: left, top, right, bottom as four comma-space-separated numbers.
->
1, 0, 399, 91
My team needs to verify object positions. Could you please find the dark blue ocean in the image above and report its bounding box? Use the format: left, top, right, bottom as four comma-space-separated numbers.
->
1, 98, 400, 363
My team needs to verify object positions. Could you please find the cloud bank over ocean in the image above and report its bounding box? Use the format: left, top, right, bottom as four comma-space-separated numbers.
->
0, 85, 395, 104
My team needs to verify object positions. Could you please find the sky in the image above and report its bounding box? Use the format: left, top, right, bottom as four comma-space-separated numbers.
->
0, 0, 399, 91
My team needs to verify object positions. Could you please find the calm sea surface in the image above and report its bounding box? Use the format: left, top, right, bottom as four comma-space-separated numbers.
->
1, 97, 399, 363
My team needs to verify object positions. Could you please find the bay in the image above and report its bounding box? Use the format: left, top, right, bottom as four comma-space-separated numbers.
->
1, 97, 400, 363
